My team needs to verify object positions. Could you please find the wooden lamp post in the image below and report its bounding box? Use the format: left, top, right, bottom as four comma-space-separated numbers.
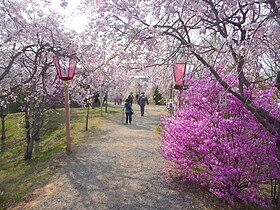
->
53, 54, 77, 154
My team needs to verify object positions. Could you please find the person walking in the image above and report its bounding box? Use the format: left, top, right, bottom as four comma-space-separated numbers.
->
123, 98, 133, 124
114, 96, 118, 105
138, 92, 147, 116
128, 92, 134, 106
102, 95, 107, 105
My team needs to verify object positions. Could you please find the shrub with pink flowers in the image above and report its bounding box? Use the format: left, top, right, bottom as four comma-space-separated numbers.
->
161, 72, 280, 208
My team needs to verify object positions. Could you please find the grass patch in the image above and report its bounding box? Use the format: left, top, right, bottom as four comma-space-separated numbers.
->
0, 106, 120, 209
155, 122, 164, 134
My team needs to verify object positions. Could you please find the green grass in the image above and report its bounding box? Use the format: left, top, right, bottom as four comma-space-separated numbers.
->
0, 106, 120, 209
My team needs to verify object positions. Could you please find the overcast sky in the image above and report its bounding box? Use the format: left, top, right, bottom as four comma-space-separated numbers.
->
49, 0, 88, 33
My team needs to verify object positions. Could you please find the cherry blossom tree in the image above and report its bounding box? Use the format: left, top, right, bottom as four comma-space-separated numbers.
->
1, 0, 280, 206
80, 0, 280, 207
0, 0, 79, 159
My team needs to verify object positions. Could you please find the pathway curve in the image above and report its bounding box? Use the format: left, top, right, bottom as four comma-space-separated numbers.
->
12, 105, 217, 210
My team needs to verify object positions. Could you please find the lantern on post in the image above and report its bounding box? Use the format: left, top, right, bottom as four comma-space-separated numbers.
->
173, 63, 187, 90
53, 54, 77, 154
173, 63, 194, 107
173, 63, 187, 107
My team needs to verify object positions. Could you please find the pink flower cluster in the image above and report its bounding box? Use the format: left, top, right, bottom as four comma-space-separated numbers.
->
161, 72, 280, 208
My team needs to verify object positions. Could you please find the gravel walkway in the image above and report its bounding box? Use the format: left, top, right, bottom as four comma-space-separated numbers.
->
12, 105, 211, 210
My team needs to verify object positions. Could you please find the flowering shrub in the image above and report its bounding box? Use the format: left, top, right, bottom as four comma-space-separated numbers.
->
161, 72, 280, 208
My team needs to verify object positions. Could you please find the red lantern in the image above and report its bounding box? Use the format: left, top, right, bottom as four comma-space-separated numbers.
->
53, 54, 77, 80
173, 63, 186, 89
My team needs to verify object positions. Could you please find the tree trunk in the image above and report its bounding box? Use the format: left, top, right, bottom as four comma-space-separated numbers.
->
86, 105, 89, 130
105, 90, 108, 113
169, 84, 173, 116
0, 116, 5, 153
1, 116, 5, 140
24, 109, 33, 159
100, 96, 103, 117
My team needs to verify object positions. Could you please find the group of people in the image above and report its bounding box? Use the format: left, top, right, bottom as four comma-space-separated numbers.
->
114, 95, 122, 105
123, 92, 148, 124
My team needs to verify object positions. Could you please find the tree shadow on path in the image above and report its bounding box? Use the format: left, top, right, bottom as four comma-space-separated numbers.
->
14, 105, 239, 210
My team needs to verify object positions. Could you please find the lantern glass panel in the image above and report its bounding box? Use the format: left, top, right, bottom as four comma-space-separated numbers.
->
53, 55, 77, 81
53, 55, 61, 78
61, 57, 69, 78
68, 55, 77, 79
173, 63, 186, 88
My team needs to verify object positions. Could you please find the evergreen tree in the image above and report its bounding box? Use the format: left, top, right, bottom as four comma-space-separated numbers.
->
153, 86, 162, 105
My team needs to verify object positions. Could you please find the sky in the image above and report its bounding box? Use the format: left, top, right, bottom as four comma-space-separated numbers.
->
48, 0, 88, 33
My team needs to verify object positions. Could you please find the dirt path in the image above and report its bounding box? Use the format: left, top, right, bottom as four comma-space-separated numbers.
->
12, 105, 211, 210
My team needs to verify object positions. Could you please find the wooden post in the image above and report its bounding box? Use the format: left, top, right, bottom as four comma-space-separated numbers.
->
178, 87, 183, 107
169, 84, 174, 115
1, 116, 5, 140
64, 81, 72, 154
86, 105, 89, 130
105, 90, 108, 113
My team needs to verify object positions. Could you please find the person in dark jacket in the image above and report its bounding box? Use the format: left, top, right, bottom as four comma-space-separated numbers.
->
128, 92, 134, 106
138, 92, 147, 116
123, 98, 132, 124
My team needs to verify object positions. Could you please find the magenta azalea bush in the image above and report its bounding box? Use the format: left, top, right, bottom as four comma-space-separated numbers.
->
161, 72, 280, 208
